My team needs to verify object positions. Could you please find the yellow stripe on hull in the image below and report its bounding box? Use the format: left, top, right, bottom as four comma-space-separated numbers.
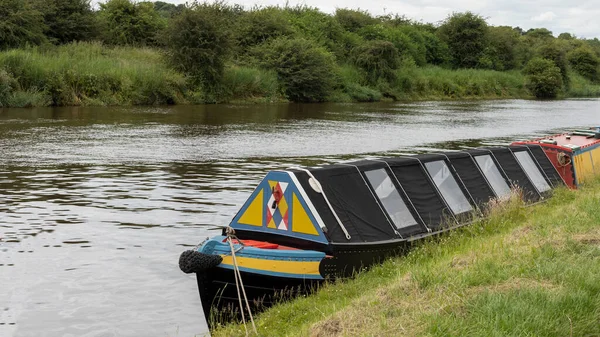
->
220, 255, 321, 276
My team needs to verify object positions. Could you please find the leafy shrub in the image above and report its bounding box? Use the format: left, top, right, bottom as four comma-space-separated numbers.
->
98, 0, 165, 46
284, 6, 346, 57
353, 40, 400, 85
334, 9, 377, 33
235, 7, 293, 54
437, 12, 489, 68
537, 41, 570, 88
163, 3, 233, 93
568, 46, 599, 82
35, 0, 98, 44
0, 68, 17, 106
0, 0, 47, 50
254, 37, 335, 102
523, 57, 563, 98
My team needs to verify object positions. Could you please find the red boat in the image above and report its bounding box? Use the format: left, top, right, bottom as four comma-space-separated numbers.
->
512, 127, 600, 188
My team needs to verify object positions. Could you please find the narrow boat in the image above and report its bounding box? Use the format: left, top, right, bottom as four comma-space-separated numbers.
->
179, 129, 600, 328
512, 127, 600, 188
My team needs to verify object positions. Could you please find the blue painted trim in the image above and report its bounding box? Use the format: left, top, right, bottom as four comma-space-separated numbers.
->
199, 236, 326, 261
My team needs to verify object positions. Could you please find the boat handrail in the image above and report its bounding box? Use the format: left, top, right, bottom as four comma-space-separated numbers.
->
291, 167, 352, 240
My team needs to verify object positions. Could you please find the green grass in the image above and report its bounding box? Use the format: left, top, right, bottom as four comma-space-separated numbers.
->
2, 43, 600, 107
213, 181, 600, 337
0, 41, 189, 106
567, 73, 600, 97
393, 66, 529, 100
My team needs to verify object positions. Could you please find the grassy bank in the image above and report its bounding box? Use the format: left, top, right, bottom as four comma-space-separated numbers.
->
1, 43, 600, 108
214, 181, 600, 337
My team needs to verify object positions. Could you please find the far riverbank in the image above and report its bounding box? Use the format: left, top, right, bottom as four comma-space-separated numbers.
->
2, 42, 600, 108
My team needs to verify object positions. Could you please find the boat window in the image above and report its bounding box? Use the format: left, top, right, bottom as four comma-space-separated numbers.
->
424, 161, 473, 215
474, 155, 511, 198
513, 151, 551, 193
364, 169, 418, 229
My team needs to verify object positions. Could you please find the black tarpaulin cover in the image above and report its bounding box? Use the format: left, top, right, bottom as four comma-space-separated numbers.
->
444, 152, 496, 208
384, 157, 452, 230
521, 144, 565, 187
350, 160, 427, 237
293, 164, 397, 243
487, 147, 541, 202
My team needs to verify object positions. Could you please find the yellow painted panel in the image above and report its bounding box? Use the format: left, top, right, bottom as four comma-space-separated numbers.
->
220, 255, 321, 276
268, 180, 277, 190
591, 148, 600, 174
267, 218, 276, 229
278, 196, 288, 216
574, 152, 594, 184
291, 193, 319, 236
238, 190, 264, 227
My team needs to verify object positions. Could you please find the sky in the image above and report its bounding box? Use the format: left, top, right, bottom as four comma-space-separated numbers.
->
156, 0, 600, 39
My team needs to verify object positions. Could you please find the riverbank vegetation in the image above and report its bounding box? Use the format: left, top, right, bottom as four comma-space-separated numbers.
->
213, 180, 600, 336
1, 0, 600, 107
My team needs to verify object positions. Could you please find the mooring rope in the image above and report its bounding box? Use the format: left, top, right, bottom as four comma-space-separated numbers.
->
226, 227, 257, 335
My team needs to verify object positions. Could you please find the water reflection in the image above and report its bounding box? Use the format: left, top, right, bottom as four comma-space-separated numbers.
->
1, 99, 599, 337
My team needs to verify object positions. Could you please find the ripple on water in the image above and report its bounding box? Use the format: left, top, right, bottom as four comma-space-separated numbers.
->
1, 100, 599, 336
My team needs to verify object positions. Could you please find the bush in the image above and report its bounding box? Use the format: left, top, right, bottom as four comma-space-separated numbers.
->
284, 6, 346, 58
163, 3, 233, 94
353, 40, 400, 85
523, 57, 563, 98
537, 41, 570, 88
34, 0, 97, 44
0, 0, 47, 50
437, 12, 489, 69
568, 46, 599, 82
235, 7, 294, 54
0, 68, 17, 106
254, 37, 335, 102
98, 0, 165, 46
334, 8, 377, 33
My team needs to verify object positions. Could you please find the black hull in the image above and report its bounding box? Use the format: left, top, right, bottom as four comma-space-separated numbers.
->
198, 268, 322, 327
197, 238, 414, 327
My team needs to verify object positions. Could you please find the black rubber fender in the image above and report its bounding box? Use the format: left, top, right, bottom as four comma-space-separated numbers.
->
179, 250, 223, 274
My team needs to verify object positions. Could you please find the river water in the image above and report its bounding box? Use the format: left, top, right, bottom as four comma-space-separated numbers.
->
1, 99, 598, 337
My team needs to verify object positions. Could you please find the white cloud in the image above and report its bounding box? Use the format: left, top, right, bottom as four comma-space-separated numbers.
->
531, 11, 557, 22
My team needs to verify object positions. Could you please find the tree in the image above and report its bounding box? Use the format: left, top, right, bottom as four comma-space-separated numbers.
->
154, 1, 184, 18
485, 26, 521, 70
0, 0, 47, 50
568, 46, 600, 82
437, 12, 489, 68
163, 3, 233, 93
523, 57, 563, 98
254, 37, 335, 102
526, 28, 553, 39
334, 8, 377, 33
98, 0, 165, 46
34, 0, 97, 44
538, 41, 570, 88
558, 32, 574, 40
353, 40, 400, 84
235, 7, 294, 54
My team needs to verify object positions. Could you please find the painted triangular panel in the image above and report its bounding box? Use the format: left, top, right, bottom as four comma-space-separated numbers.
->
291, 193, 319, 236
238, 189, 264, 227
